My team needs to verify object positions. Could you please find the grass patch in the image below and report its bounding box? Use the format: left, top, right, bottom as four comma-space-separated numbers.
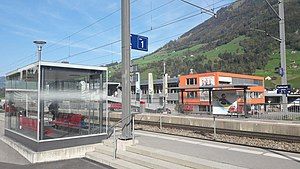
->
255, 50, 300, 88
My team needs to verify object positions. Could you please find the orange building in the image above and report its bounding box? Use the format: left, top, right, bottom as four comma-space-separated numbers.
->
178, 72, 265, 114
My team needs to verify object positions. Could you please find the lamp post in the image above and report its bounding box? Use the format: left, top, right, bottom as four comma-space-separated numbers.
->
33, 40, 46, 141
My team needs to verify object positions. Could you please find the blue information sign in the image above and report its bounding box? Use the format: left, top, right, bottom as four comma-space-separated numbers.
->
276, 84, 291, 94
131, 34, 148, 51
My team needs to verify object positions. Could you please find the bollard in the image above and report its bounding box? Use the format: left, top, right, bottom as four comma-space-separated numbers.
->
160, 114, 162, 129
132, 115, 135, 145
213, 116, 216, 140
113, 127, 117, 159
140, 101, 145, 114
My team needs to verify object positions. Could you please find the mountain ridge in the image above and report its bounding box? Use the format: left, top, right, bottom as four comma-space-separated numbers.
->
109, 0, 300, 89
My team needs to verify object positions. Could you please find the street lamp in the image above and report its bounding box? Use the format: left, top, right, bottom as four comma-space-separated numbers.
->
33, 40, 46, 141
33, 40, 46, 62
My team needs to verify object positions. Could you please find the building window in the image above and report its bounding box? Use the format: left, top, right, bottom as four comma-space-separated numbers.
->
187, 78, 197, 85
247, 92, 263, 99
254, 80, 263, 86
199, 105, 209, 111
187, 91, 197, 98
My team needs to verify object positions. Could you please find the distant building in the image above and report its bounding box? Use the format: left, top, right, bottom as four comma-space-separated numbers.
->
130, 77, 179, 105
178, 72, 265, 114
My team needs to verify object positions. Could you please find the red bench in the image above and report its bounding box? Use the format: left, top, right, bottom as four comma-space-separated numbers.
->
19, 116, 53, 135
50, 113, 84, 129
109, 103, 122, 110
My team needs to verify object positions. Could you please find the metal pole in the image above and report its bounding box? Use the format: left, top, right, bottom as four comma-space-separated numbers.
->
113, 127, 116, 159
121, 0, 132, 140
161, 62, 166, 129
163, 62, 166, 112
37, 48, 41, 141
34, 40, 46, 141
213, 116, 216, 140
243, 88, 247, 117
209, 89, 212, 114
132, 115, 135, 144
160, 115, 162, 129
279, 0, 288, 113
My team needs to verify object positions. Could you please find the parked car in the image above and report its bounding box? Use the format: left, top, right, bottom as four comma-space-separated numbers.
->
155, 107, 171, 114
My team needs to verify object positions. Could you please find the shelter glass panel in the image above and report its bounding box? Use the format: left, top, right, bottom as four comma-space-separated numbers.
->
5, 66, 39, 140
40, 66, 106, 140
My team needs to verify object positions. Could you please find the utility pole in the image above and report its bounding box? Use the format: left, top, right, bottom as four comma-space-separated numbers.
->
121, 0, 132, 140
278, 0, 288, 112
163, 62, 166, 112
264, 0, 288, 112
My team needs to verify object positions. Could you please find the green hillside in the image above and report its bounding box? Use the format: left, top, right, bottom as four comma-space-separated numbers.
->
255, 50, 300, 88
108, 0, 300, 89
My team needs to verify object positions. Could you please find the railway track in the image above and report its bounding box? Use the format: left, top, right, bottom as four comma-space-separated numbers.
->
109, 117, 300, 152
135, 120, 300, 143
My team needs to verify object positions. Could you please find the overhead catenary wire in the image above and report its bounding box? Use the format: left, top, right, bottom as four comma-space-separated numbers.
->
1, 0, 232, 75
56, 11, 205, 62
55, 12, 200, 61
55, 0, 234, 64
1, 1, 139, 74
73, 31, 187, 65
45, 0, 139, 51
92, 0, 241, 65
44, 0, 176, 56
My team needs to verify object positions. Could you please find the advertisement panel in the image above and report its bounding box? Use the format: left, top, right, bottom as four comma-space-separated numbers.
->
212, 90, 239, 115
199, 76, 214, 101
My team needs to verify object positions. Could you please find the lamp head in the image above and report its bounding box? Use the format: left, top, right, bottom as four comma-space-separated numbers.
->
33, 40, 46, 45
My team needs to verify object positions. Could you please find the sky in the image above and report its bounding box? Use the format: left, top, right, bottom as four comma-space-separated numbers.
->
0, 0, 233, 76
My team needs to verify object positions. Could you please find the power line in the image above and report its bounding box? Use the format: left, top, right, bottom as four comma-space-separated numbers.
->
44, 0, 176, 56
73, 32, 187, 65
113, 1, 237, 64
2, 0, 232, 74
57, 11, 203, 62
180, 0, 216, 17
45, 0, 139, 51
56, 40, 121, 62
54, 0, 233, 63
44, 8, 120, 51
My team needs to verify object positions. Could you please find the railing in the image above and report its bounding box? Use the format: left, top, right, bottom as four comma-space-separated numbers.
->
246, 103, 300, 121
107, 112, 140, 159
6, 80, 37, 90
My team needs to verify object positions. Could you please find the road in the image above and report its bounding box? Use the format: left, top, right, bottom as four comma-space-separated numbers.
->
136, 130, 300, 169
0, 112, 113, 169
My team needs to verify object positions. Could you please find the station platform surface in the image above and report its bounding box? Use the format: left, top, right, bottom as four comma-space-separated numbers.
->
0, 113, 30, 167
135, 130, 300, 169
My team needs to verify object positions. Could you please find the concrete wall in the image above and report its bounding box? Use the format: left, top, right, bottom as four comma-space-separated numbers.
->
1, 136, 102, 163
110, 112, 300, 137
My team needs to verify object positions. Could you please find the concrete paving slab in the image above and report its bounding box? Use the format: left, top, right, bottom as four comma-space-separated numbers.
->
0, 114, 30, 166
135, 130, 300, 169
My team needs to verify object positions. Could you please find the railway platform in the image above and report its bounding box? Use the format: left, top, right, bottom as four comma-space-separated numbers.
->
109, 112, 300, 137
134, 130, 300, 169
85, 129, 300, 169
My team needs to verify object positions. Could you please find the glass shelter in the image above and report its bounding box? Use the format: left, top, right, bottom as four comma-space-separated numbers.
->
5, 61, 108, 151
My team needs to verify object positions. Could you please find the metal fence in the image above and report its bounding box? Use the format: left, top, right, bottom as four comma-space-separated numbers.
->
248, 103, 300, 121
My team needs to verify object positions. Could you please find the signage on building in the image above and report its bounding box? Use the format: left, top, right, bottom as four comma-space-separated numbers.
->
276, 84, 291, 94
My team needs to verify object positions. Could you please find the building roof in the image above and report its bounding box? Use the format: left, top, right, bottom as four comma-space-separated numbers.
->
180, 71, 264, 80
6, 61, 107, 76
169, 84, 258, 91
